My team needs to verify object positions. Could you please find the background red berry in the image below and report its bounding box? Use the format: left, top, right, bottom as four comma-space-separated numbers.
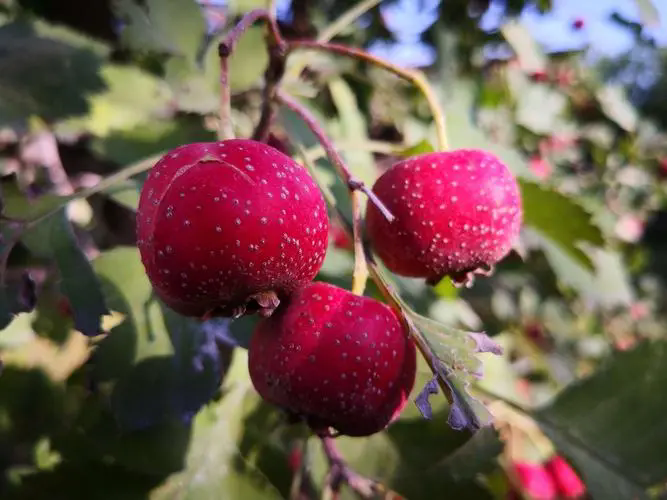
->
248, 282, 416, 437
512, 461, 557, 500
136, 139, 329, 318
366, 149, 522, 286
545, 455, 586, 499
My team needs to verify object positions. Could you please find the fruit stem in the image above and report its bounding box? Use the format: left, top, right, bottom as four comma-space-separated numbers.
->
218, 9, 284, 141
217, 52, 235, 141
316, 0, 382, 43
350, 190, 369, 296
287, 40, 449, 151
320, 436, 380, 499
25, 153, 164, 227
276, 89, 395, 296
364, 252, 457, 405
253, 5, 288, 142
275, 90, 394, 222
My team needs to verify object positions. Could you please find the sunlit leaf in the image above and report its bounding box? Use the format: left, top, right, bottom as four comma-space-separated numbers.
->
0, 20, 105, 129
92, 247, 225, 430
526, 229, 634, 308
634, 0, 660, 27
113, 0, 206, 60
520, 180, 605, 270
500, 19, 547, 73
596, 85, 638, 133
329, 77, 377, 186
56, 64, 173, 137
515, 84, 567, 135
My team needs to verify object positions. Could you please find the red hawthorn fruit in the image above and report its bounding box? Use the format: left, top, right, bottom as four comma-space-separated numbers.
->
366, 149, 522, 287
329, 220, 353, 251
530, 70, 550, 83
136, 139, 329, 318
248, 282, 416, 437
545, 455, 586, 499
572, 18, 585, 30
512, 461, 557, 500
529, 154, 552, 180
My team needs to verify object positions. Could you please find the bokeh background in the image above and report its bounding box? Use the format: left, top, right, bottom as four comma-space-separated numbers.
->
1, 0, 666, 498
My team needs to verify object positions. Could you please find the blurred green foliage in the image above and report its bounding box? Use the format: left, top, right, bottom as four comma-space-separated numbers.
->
1, 0, 667, 498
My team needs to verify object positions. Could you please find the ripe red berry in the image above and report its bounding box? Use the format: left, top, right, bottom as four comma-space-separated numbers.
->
545, 455, 586, 499
136, 139, 329, 318
512, 461, 557, 500
366, 149, 522, 286
572, 18, 585, 30
248, 282, 416, 437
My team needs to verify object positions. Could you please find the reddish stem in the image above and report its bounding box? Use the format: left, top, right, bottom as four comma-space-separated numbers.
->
320, 436, 380, 498
274, 90, 394, 222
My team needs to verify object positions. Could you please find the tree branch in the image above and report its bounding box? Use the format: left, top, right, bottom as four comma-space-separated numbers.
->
288, 40, 449, 151
275, 89, 395, 297
320, 436, 383, 499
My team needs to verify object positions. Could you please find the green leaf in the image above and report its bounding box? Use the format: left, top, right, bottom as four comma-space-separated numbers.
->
104, 179, 141, 211
56, 64, 173, 137
634, 0, 660, 27
113, 0, 206, 60
515, 84, 567, 135
0, 220, 34, 329
208, 26, 269, 94
92, 247, 224, 430
328, 77, 377, 186
500, 19, 547, 73
153, 350, 284, 500
396, 139, 436, 157
227, 0, 267, 14
164, 57, 218, 114
596, 85, 638, 132
0, 21, 105, 128
535, 340, 667, 500
369, 259, 498, 432
520, 180, 605, 270
20, 210, 108, 337
439, 80, 534, 179
304, 411, 495, 499
527, 230, 634, 309
93, 118, 215, 166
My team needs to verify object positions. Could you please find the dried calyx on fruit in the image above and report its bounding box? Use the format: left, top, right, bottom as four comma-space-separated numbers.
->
136, 139, 329, 319
366, 149, 522, 287
248, 282, 417, 437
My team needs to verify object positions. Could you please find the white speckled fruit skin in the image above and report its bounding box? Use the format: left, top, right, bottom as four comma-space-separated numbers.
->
136, 139, 329, 317
366, 149, 522, 284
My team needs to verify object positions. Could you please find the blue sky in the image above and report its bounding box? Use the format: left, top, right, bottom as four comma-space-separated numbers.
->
221, 0, 667, 67
367, 0, 667, 67
226, 0, 667, 66
485, 0, 667, 56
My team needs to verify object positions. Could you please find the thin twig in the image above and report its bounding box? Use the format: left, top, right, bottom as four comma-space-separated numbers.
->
288, 40, 449, 151
217, 53, 234, 140
316, 0, 382, 43
218, 8, 282, 141
221, 9, 272, 52
275, 90, 394, 221
25, 154, 162, 227
320, 436, 380, 499
276, 89, 396, 297
253, 18, 288, 141
349, 190, 368, 295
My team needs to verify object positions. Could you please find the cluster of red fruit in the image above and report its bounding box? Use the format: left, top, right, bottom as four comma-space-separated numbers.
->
510, 455, 586, 500
136, 138, 522, 436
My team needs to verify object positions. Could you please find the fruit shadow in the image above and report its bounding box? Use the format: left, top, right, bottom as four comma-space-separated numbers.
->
81, 276, 233, 478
